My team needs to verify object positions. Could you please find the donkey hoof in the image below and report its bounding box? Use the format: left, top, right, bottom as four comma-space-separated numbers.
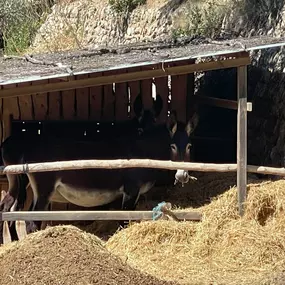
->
26, 221, 38, 234
0, 193, 15, 212
119, 220, 129, 229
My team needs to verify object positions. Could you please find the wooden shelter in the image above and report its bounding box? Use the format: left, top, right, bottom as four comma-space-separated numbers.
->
1, 35, 285, 219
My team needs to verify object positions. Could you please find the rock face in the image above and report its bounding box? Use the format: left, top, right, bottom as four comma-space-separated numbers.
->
32, 0, 180, 52
222, 0, 285, 38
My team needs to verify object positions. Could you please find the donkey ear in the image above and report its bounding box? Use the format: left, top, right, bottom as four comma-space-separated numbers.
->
133, 94, 144, 120
185, 113, 199, 136
167, 110, 177, 138
152, 94, 163, 118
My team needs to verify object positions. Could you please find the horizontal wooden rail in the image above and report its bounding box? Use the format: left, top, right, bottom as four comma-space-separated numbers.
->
0, 210, 202, 221
1, 159, 285, 177
0, 56, 250, 98
194, 95, 252, 112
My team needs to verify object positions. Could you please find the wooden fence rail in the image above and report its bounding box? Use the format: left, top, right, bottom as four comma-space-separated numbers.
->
1, 159, 285, 176
0, 210, 202, 222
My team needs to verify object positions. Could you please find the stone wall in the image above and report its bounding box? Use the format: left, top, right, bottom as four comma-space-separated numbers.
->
222, 0, 285, 38
32, 0, 180, 52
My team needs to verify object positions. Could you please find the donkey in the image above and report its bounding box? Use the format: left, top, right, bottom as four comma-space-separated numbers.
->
0, 94, 164, 242
6, 109, 198, 234
0, 99, 199, 235
0, 94, 163, 215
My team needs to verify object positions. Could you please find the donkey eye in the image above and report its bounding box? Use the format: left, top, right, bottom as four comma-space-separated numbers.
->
186, 143, 192, 151
171, 144, 177, 151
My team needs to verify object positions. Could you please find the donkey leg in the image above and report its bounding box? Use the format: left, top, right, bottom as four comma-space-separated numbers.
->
27, 195, 51, 233
17, 174, 29, 210
7, 174, 30, 241
7, 216, 19, 242
26, 175, 54, 234
122, 183, 140, 211
6, 199, 23, 242
0, 174, 20, 212
25, 200, 38, 234
119, 181, 141, 228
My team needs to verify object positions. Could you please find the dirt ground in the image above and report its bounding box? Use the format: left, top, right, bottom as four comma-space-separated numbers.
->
0, 225, 177, 285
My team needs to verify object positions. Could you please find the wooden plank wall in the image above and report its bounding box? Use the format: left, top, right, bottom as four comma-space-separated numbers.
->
1, 68, 195, 130
0, 67, 193, 222
170, 59, 195, 123
1, 73, 192, 128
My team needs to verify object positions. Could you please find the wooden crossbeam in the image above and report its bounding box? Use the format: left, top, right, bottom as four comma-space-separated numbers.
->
194, 95, 252, 112
0, 210, 202, 222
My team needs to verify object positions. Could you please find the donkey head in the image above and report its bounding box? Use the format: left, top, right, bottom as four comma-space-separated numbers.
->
133, 94, 163, 135
167, 111, 199, 186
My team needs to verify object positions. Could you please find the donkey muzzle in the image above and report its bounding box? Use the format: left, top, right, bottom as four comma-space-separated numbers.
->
175, 169, 190, 186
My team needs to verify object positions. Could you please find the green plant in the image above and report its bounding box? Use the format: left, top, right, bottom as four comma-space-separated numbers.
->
109, 0, 146, 14
0, 0, 52, 54
172, 0, 235, 39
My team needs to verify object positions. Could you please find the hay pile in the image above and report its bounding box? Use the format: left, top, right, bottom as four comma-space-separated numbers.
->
106, 176, 285, 285
76, 172, 239, 240
0, 225, 176, 285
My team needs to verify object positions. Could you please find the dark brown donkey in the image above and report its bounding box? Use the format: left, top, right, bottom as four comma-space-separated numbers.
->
0, 94, 163, 214
0, 94, 163, 241
1, 106, 199, 235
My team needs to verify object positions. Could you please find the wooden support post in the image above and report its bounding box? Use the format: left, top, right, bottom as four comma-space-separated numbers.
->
237, 65, 248, 216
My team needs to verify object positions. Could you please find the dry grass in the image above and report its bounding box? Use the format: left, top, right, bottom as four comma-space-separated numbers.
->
106, 175, 285, 285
